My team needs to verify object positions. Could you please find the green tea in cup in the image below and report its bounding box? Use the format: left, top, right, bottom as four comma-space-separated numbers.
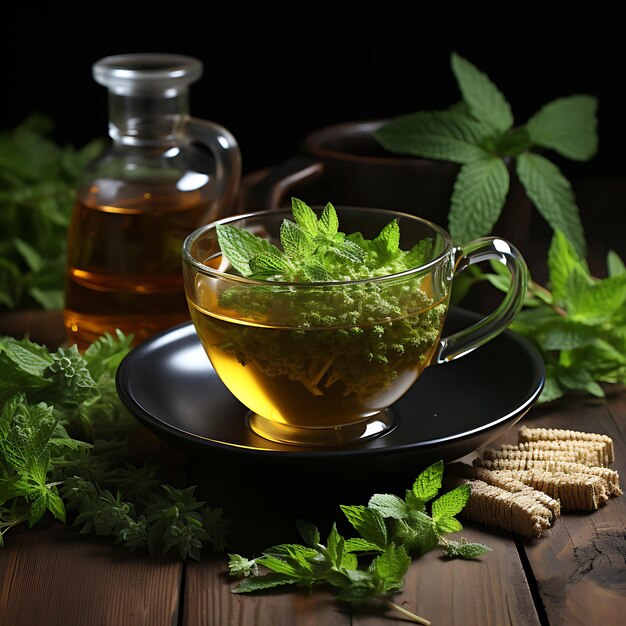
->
183, 199, 527, 447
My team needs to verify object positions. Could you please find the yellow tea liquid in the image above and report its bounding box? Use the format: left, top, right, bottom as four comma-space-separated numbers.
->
64, 185, 211, 349
188, 295, 446, 430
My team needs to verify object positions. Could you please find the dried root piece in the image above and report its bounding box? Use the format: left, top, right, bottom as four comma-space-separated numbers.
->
518, 426, 615, 465
499, 469, 608, 511
473, 458, 622, 496
453, 478, 553, 538
453, 426, 621, 538
502, 440, 609, 467
447, 463, 560, 521
479, 446, 595, 465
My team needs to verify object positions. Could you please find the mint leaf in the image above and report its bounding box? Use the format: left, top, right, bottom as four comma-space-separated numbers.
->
372, 219, 401, 256
248, 252, 292, 278
233, 573, 297, 593
410, 460, 444, 506
432, 484, 471, 518
291, 197, 319, 236
228, 554, 259, 577
374, 111, 489, 163
280, 220, 315, 259
215, 224, 282, 276
343, 537, 384, 553
340, 505, 387, 549
568, 273, 626, 325
442, 539, 491, 559
296, 518, 320, 548
368, 543, 411, 591
538, 317, 599, 350
516, 152, 586, 257
607, 250, 626, 277
318, 202, 339, 236
448, 155, 510, 243
450, 52, 514, 132
547, 230, 590, 305
368, 493, 408, 520
526, 95, 598, 161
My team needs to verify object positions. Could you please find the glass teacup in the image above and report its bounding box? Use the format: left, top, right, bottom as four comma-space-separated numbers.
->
182, 206, 527, 447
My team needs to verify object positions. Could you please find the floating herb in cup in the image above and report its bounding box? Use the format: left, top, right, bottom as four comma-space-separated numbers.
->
186, 199, 449, 444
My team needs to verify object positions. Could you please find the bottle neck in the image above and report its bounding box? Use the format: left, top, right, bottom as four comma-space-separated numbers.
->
107, 91, 189, 147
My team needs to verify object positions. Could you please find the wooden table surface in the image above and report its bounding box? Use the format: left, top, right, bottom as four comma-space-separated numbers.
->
2, 176, 626, 625
1, 387, 625, 626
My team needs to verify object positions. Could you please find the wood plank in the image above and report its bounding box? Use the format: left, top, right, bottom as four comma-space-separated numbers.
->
502, 394, 626, 626
0, 523, 183, 626
351, 525, 540, 626
184, 448, 539, 626
183, 556, 349, 626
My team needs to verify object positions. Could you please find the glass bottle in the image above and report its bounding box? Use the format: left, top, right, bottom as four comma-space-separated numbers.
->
64, 53, 241, 349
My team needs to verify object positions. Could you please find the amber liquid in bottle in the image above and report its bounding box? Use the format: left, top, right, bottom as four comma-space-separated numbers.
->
64, 181, 211, 349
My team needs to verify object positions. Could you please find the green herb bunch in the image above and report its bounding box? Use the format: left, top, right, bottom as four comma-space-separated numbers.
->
375, 52, 598, 257
472, 231, 626, 402
207, 198, 447, 398
0, 331, 228, 558
229, 460, 489, 625
0, 114, 103, 310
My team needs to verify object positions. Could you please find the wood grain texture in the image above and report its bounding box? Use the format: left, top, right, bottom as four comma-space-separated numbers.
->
351, 525, 540, 626
183, 556, 349, 626
511, 395, 626, 626
0, 523, 182, 626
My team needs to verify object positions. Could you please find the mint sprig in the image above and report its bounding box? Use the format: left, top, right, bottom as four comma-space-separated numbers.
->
210, 198, 444, 401
374, 52, 597, 256
0, 114, 103, 310
216, 199, 433, 282
0, 331, 229, 556
470, 231, 626, 402
228, 461, 490, 624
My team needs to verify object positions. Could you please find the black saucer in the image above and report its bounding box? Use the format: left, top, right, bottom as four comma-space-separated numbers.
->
116, 308, 544, 475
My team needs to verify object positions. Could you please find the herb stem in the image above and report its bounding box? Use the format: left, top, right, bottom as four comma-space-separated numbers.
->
380, 597, 431, 625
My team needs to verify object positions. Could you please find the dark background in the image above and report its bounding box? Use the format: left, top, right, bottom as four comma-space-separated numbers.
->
1, 4, 623, 180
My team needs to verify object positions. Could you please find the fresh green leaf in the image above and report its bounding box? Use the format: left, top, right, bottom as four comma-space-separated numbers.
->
526, 95, 598, 161
538, 317, 600, 350
568, 273, 626, 325
368, 493, 408, 520
228, 553, 259, 577
431, 485, 470, 525
248, 252, 292, 278
0, 115, 103, 311
448, 155, 510, 243
319, 203, 339, 236
296, 518, 320, 547
340, 505, 387, 549
280, 220, 315, 259
411, 460, 444, 504
450, 52, 514, 132
374, 111, 489, 163
607, 250, 626, 277
232, 573, 297, 593
441, 539, 491, 559
13, 237, 44, 272
343, 537, 384, 553
215, 224, 282, 277
291, 197, 319, 236
547, 230, 590, 305
516, 152, 586, 257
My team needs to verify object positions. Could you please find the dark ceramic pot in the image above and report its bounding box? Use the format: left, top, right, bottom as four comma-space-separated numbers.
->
241, 119, 533, 255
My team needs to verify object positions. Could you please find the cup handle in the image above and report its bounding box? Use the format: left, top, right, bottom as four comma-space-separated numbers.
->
436, 237, 528, 363
244, 155, 324, 210
184, 117, 242, 217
